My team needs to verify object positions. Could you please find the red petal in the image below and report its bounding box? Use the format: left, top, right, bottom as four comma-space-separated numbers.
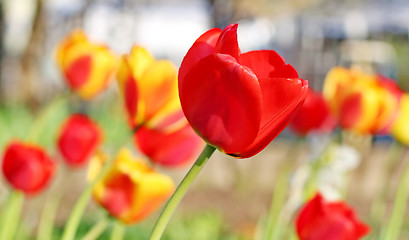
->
296, 193, 326, 237
178, 28, 221, 90
237, 78, 308, 158
215, 24, 241, 61
180, 53, 262, 154
135, 125, 204, 167
2, 142, 55, 194
57, 114, 101, 167
100, 174, 134, 217
64, 54, 92, 89
124, 76, 138, 122
289, 89, 335, 136
240, 50, 299, 79
339, 93, 362, 129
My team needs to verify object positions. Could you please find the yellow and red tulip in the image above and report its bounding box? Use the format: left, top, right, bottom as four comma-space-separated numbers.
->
57, 114, 102, 167
2, 141, 55, 195
116, 46, 183, 130
323, 67, 401, 135
90, 148, 174, 224
178, 24, 308, 158
56, 30, 117, 100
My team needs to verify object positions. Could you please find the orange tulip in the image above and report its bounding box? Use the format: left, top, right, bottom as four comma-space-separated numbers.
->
116, 46, 183, 130
56, 30, 117, 99
90, 148, 174, 224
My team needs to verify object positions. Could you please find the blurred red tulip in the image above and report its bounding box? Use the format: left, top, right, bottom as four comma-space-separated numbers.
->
134, 123, 204, 167
57, 114, 102, 167
2, 141, 55, 195
178, 23, 308, 158
289, 89, 336, 136
296, 193, 370, 240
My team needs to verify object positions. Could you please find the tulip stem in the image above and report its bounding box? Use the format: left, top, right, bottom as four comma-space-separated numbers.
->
381, 150, 409, 240
110, 220, 126, 240
0, 190, 24, 240
149, 144, 216, 240
36, 188, 64, 240
81, 217, 110, 240
61, 156, 116, 240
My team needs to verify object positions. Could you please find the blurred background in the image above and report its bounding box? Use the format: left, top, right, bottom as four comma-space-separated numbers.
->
2, 0, 409, 103
1, 0, 409, 239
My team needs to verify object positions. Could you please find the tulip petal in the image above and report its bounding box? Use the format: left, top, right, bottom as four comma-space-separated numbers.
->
180, 53, 262, 154
64, 55, 92, 89
57, 114, 101, 167
214, 24, 241, 61
240, 50, 299, 79
135, 125, 204, 167
237, 78, 308, 158
138, 60, 178, 121
179, 28, 222, 90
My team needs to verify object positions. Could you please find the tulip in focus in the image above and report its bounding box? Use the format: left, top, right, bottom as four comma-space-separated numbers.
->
90, 148, 174, 224
57, 114, 102, 167
117, 46, 183, 130
2, 141, 55, 195
178, 24, 308, 158
289, 89, 336, 136
56, 30, 117, 99
296, 193, 369, 240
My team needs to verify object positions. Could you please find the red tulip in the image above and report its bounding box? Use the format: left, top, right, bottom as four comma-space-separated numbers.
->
296, 193, 370, 240
134, 123, 204, 167
2, 141, 55, 194
178, 24, 308, 158
57, 114, 102, 167
289, 89, 336, 136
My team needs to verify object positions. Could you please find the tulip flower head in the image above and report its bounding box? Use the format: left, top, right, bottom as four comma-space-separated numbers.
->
117, 46, 183, 131
57, 114, 102, 167
56, 30, 117, 99
178, 24, 308, 158
289, 89, 336, 136
91, 148, 174, 224
323, 67, 401, 135
296, 193, 370, 240
2, 141, 55, 195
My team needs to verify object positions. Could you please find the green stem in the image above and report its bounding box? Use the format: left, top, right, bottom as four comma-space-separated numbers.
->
81, 217, 110, 240
110, 220, 126, 240
36, 188, 64, 240
381, 149, 409, 240
61, 156, 116, 240
149, 144, 216, 240
0, 191, 25, 240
